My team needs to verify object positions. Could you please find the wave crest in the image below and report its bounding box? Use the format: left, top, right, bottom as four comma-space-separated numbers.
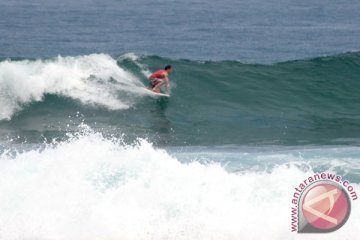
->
0, 54, 145, 120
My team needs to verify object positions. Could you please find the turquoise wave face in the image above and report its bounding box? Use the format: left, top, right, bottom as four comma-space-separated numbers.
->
1, 52, 360, 146
119, 52, 360, 145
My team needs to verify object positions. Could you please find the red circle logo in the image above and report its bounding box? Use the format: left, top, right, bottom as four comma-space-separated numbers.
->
301, 183, 350, 230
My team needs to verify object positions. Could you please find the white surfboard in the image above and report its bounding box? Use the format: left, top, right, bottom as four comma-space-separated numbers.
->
144, 88, 170, 97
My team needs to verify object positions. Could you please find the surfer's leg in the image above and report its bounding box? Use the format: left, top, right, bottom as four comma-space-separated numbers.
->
152, 79, 165, 93
149, 79, 158, 91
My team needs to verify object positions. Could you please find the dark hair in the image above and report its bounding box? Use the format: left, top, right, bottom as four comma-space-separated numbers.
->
164, 65, 172, 70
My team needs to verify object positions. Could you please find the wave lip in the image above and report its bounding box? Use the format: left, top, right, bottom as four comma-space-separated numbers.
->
0, 54, 145, 120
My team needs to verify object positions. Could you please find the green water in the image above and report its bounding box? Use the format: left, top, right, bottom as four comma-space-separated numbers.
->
1, 52, 360, 146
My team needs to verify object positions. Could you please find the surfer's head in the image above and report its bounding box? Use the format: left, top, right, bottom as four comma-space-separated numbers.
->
165, 65, 173, 73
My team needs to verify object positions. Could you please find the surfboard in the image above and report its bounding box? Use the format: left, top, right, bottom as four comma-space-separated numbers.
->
144, 88, 170, 97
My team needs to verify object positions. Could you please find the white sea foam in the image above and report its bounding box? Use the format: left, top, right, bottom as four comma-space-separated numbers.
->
0, 129, 359, 240
0, 54, 148, 120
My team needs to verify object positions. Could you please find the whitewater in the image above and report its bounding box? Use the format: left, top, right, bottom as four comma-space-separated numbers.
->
0, 126, 358, 240
0, 54, 150, 120
2, 0, 360, 238
0, 53, 360, 239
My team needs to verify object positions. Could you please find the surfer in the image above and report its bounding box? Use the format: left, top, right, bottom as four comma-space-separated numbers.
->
148, 65, 172, 94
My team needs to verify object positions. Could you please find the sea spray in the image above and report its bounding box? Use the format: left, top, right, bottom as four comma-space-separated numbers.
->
0, 54, 147, 120
0, 127, 359, 240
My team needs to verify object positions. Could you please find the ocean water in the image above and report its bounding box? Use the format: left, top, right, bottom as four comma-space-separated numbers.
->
0, 0, 360, 239
1, 0, 360, 62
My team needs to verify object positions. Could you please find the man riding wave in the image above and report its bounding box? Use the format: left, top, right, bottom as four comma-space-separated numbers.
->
148, 65, 172, 94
